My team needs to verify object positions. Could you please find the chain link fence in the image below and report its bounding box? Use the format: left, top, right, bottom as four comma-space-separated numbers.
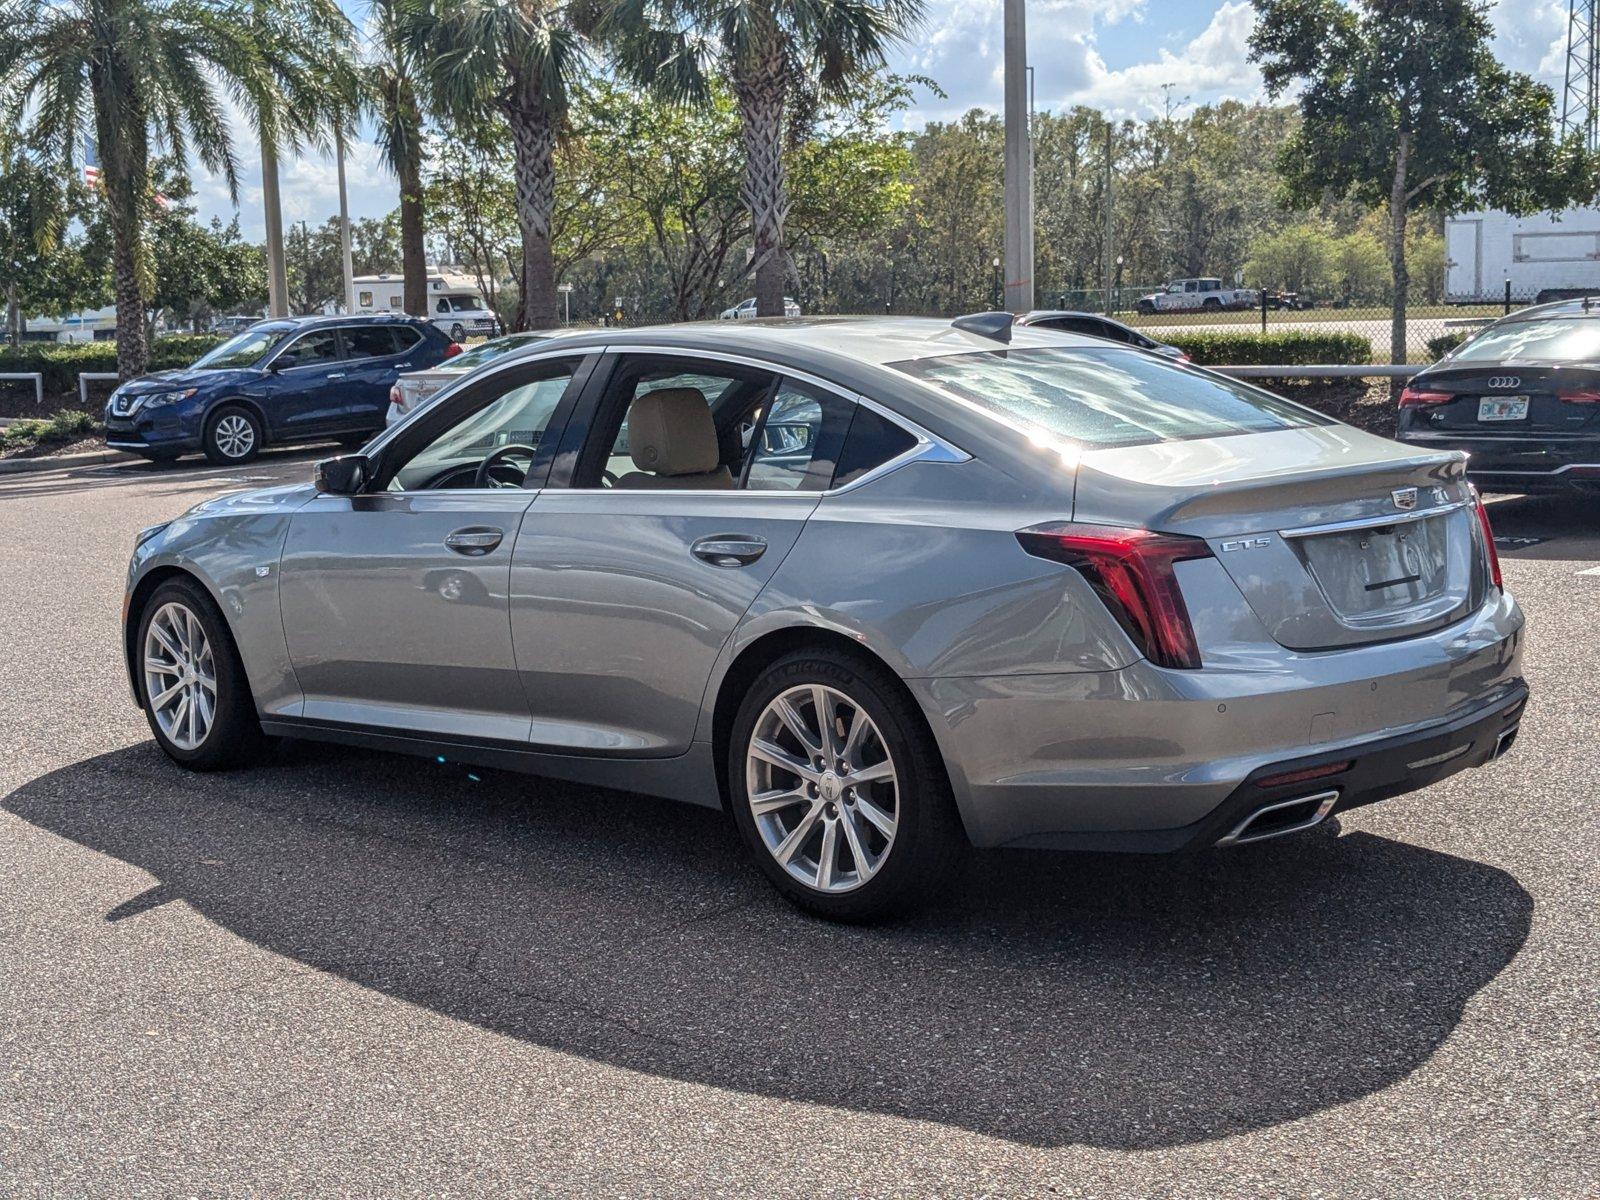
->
1045, 282, 1564, 365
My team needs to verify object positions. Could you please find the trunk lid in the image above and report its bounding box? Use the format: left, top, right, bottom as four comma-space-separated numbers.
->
1071, 424, 1484, 651
1409, 363, 1600, 434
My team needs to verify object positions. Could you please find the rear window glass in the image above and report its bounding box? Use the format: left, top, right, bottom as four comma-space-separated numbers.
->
1450, 318, 1600, 363
889, 346, 1329, 449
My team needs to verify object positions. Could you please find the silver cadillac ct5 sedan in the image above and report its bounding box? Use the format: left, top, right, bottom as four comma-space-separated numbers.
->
122, 315, 1527, 920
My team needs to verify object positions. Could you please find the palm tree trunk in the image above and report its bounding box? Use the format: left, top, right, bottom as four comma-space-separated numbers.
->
91, 63, 151, 381
734, 54, 790, 318
398, 139, 428, 318
507, 95, 558, 330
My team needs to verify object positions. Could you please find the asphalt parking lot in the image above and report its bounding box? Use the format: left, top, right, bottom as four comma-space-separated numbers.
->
1, 450, 1595, 1197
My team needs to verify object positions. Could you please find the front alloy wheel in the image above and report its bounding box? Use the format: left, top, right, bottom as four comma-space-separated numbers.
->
143, 601, 217, 750
746, 684, 899, 893
136, 577, 263, 770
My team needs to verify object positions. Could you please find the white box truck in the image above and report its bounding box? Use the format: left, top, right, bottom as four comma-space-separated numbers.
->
1445, 207, 1600, 304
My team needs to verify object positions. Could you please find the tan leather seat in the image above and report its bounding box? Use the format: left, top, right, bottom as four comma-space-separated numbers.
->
612, 388, 735, 490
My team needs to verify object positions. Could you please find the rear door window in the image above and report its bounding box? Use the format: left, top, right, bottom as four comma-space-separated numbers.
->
741, 379, 852, 492
342, 326, 401, 360
890, 346, 1330, 449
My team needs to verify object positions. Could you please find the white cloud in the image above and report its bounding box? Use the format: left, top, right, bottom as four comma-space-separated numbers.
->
1055, 0, 1261, 116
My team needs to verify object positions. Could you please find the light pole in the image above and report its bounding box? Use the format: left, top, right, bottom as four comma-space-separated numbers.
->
335, 129, 355, 315
1002, 0, 1034, 314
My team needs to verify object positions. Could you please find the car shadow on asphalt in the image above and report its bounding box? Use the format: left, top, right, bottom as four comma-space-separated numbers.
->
5, 740, 1532, 1151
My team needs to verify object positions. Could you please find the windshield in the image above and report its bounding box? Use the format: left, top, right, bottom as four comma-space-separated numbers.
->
193, 326, 287, 369
1449, 317, 1600, 363
447, 334, 548, 372
890, 346, 1331, 450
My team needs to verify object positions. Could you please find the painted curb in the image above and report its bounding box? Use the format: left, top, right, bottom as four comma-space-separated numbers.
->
0, 446, 140, 476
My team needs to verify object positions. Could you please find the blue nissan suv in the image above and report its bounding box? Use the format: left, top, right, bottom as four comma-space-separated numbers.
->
104, 315, 457, 465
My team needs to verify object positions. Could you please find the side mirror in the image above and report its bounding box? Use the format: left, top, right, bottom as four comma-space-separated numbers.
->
314, 453, 369, 495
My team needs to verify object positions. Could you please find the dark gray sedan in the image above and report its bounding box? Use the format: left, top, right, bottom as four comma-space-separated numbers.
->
122, 316, 1525, 919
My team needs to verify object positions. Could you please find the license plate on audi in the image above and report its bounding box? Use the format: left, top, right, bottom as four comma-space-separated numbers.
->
1478, 395, 1529, 421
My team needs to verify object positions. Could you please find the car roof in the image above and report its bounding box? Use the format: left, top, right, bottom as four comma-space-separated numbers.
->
268, 313, 434, 332
1492, 297, 1600, 323
496, 315, 1117, 367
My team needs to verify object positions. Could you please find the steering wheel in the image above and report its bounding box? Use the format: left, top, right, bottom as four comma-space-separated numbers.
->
601, 469, 619, 487
474, 443, 538, 489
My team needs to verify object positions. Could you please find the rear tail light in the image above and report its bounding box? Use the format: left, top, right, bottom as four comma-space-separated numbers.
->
1557, 390, 1600, 404
1398, 387, 1452, 408
388, 383, 402, 406
1470, 487, 1503, 592
1016, 523, 1213, 669
443, 342, 464, 359
1176, 352, 1192, 364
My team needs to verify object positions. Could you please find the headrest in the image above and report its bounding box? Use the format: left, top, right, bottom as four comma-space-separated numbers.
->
627, 388, 720, 476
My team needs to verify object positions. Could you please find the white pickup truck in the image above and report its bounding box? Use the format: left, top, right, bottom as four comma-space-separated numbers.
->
1135, 277, 1258, 314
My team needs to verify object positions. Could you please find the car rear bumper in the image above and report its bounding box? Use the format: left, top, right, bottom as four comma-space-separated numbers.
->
910, 591, 1525, 849
1395, 429, 1600, 490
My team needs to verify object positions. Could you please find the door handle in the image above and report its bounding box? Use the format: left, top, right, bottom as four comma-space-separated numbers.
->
691, 535, 768, 567
444, 526, 504, 556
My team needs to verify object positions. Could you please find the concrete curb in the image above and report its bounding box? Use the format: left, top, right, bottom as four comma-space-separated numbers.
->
0, 446, 140, 476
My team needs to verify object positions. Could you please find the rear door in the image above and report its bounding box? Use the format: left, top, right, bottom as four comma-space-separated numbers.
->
338, 324, 412, 429
509, 352, 854, 756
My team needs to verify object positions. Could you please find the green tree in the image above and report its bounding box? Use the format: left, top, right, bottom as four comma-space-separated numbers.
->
0, 0, 355, 377
606, 0, 925, 317
1245, 220, 1335, 296
0, 143, 66, 344
1250, 0, 1598, 363
406, 0, 593, 330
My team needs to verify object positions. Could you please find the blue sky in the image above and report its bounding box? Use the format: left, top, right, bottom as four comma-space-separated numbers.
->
192, 0, 1569, 240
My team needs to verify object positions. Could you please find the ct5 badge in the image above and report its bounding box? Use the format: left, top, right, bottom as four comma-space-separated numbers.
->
1220, 536, 1273, 552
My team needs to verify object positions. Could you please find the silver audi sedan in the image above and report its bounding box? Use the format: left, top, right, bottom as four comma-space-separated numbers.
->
122, 316, 1527, 920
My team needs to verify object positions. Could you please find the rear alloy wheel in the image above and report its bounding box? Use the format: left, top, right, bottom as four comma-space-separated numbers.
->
137, 578, 263, 769
203, 405, 262, 465
450, 322, 466, 343
729, 650, 963, 921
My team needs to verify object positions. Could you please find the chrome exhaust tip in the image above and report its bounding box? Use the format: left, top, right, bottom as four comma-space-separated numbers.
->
1217, 790, 1340, 848
1491, 724, 1520, 760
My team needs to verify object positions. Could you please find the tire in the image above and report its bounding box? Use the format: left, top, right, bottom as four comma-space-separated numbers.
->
727, 648, 965, 921
140, 451, 181, 465
202, 404, 263, 465
449, 322, 466, 343
1137, 300, 1155, 315
335, 433, 369, 449
1202, 297, 1222, 310
135, 576, 264, 770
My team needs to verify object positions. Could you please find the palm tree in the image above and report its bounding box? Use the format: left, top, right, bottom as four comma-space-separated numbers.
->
606, 0, 924, 317
403, 0, 592, 330
0, 0, 355, 378
366, 0, 429, 318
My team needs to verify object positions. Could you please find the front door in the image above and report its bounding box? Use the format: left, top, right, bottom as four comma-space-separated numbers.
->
510, 355, 856, 756
263, 327, 348, 438
276, 353, 587, 740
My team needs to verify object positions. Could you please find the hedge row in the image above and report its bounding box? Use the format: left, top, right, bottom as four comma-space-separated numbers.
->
1163, 329, 1374, 367
0, 334, 226, 397
1425, 331, 1471, 361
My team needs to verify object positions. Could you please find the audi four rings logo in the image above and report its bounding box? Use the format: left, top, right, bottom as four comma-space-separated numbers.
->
1392, 487, 1419, 510
1487, 376, 1520, 390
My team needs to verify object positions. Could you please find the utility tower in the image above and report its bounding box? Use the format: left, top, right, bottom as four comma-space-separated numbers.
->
1563, 0, 1599, 153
